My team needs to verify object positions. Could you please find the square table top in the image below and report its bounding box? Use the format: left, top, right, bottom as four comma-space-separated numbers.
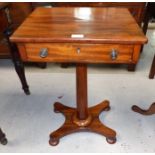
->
10, 7, 147, 44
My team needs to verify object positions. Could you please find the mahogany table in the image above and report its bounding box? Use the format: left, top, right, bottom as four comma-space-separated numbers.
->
10, 7, 147, 146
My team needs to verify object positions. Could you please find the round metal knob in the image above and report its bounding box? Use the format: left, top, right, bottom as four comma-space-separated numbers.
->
39, 48, 48, 58
110, 49, 118, 60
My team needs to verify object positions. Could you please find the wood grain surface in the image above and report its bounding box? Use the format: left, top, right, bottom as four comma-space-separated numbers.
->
10, 7, 147, 44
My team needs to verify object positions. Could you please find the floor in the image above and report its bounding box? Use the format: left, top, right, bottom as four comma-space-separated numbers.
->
0, 29, 155, 153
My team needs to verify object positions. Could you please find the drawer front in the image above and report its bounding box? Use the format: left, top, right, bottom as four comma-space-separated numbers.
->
24, 43, 134, 63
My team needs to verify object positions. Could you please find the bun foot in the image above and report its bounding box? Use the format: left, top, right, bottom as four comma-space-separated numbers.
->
106, 137, 116, 144
49, 137, 59, 146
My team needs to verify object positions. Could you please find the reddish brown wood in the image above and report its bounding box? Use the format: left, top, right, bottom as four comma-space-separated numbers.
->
0, 2, 147, 59
10, 7, 147, 44
22, 43, 134, 63
127, 45, 142, 71
10, 7, 147, 72
51, 2, 146, 25
50, 101, 116, 145
11, 7, 147, 146
76, 64, 88, 120
17, 44, 28, 61
132, 103, 155, 115
50, 2, 146, 69
49, 64, 116, 146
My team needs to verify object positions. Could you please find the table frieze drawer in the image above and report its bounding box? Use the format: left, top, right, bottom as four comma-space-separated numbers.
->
23, 43, 134, 63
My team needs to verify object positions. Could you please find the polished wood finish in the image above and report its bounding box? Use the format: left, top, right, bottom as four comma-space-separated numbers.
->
11, 8, 146, 44
50, 101, 116, 146
51, 2, 145, 25
49, 64, 116, 146
76, 64, 88, 120
21, 43, 133, 63
0, 128, 7, 145
11, 7, 147, 71
0, 2, 146, 59
51, 2, 146, 69
11, 7, 147, 146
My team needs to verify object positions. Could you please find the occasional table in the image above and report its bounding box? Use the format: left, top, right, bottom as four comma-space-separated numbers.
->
10, 7, 147, 146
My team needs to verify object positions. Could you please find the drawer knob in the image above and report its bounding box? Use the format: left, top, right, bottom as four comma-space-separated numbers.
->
110, 49, 118, 60
39, 48, 48, 58
77, 47, 80, 54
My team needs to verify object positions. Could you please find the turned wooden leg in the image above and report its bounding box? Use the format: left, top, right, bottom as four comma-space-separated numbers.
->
4, 28, 30, 95
149, 54, 155, 79
132, 103, 155, 115
49, 64, 116, 146
0, 128, 7, 145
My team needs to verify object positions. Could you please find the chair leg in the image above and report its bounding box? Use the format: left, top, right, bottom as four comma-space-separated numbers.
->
149, 54, 155, 79
0, 128, 7, 145
4, 27, 30, 95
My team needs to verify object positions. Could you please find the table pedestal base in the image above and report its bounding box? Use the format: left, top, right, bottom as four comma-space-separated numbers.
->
49, 101, 116, 146
132, 103, 155, 115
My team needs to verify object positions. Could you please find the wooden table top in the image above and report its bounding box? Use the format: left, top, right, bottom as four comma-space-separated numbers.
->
10, 7, 147, 44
